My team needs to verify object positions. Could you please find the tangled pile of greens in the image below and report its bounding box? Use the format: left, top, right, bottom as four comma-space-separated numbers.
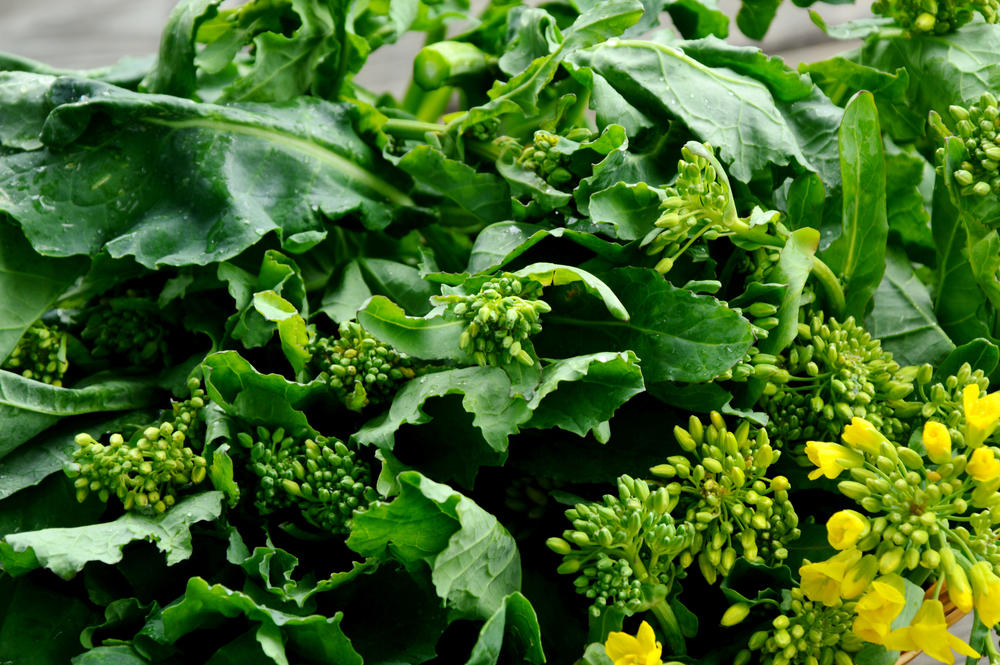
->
3, 0, 1000, 663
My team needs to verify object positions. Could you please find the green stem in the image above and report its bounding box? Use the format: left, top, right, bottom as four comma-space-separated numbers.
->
382, 118, 448, 141
809, 256, 847, 319
984, 629, 1000, 665
946, 527, 978, 562
401, 24, 448, 113
650, 599, 687, 656
415, 86, 454, 124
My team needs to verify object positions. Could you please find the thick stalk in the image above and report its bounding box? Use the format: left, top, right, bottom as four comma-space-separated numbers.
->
650, 600, 687, 656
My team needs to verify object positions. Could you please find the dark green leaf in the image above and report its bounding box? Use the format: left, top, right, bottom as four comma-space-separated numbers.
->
936, 339, 1000, 379
0, 371, 159, 459
784, 173, 825, 231
202, 351, 327, 433
2, 491, 223, 579
140, 0, 220, 98
867, 247, 954, 366
0, 220, 88, 362
143, 576, 363, 665
72, 646, 150, 665
466, 222, 632, 274
498, 7, 563, 76
466, 593, 546, 665
348, 471, 521, 620
356, 296, 472, 362
513, 262, 629, 320
658, 0, 729, 39
0, 78, 414, 269
932, 161, 993, 344
352, 366, 532, 452
527, 351, 644, 437
571, 39, 841, 184
821, 91, 888, 318
540, 267, 754, 382
399, 145, 512, 222
587, 182, 665, 240
0, 72, 55, 151
463, 0, 644, 128
679, 36, 812, 102
852, 24, 1000, 132
0, 575, 101, 665
735, 0, 784, 41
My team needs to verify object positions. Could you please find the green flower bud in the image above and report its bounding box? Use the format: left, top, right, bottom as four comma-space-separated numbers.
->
721, 603, 752, 626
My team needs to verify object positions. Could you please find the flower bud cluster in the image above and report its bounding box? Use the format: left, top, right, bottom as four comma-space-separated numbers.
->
873, 0, 998, 35
651, 412, 800, 583
716, 346, 777, 382
66, 379, 209, 513
468, 117, 501, 142
936, 92, 1000, 198
80, 292, 169, 367
760, 313, 912, 448
745, 588, 862, 665
435, 274, 551, 367
642, 143, 735, 273
546, 475, 692, 617
911, 362, 992, 448
238, 426, 377, 535
307, 321, 416, 411
2, 321, 68, 385
808, 403, 1000, 628
515, 129, 592, 187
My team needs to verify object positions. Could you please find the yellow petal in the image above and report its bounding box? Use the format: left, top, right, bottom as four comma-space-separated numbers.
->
605, 632, 642, 661
826, 510, 869, 550
967, 447, 1000, 482
636, 621, 661, 658
842, 418, 884, 455
922, 421, 952, 464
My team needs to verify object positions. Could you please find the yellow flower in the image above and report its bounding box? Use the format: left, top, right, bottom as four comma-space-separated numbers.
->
851, 574, 906, 643
842, 417, 886, 456
922, 421, 952, 464
883, 600, 980, 663
963, 384, 1000, 448
805, 441, 864, 481
826, 510, 870, 550
967, 446, 1000, 482
841, 554, 879, 599
800, 549, 862, 606
605, 621, 663, 665
969, 561, 1000, 628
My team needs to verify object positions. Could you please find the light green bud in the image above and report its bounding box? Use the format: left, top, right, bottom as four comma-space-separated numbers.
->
721, 603, 751, 626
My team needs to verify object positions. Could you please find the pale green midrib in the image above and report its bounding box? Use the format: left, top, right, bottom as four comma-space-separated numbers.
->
144, 116, 414, 207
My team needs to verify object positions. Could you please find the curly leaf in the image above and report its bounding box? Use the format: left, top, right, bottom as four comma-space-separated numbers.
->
527, 351, 644, 437
1, 492, 223, 579
352, 366, 532, 452
137, 576, 362, 665
348, 471, 521, 620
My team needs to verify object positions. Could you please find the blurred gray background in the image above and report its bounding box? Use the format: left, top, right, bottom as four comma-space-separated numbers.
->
0, 1, 981, 664
0, 0, 872, 95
